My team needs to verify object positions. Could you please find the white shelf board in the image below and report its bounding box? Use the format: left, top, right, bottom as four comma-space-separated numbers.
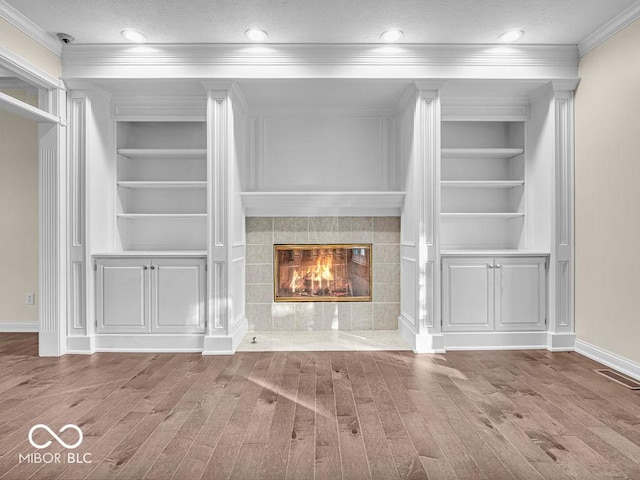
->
0, 91, 59, 123
93, 251, 207, 258
441, 181, 524, 188
241, 191, 405, 217
441, 212, 525, 219
117, 213, 207, 219
441, 250, 549, 257
441, 148, 524, 159
117, 148, 207, 160
117, 181, 207, 189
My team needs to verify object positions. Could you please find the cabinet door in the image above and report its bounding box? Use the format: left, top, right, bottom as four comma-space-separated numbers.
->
442, 257, 494, 332
150, 258, 206, 334
96, 258, 150, 333
494, 257, 546, 331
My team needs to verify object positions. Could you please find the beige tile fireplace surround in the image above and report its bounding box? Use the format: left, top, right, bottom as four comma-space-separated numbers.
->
245, 216, 400, 331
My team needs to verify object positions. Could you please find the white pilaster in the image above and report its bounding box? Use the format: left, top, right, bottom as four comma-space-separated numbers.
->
547, 81, 578, 351
38, 88, 68, 356
203, 83, 248, 354
399, 83, 445, 353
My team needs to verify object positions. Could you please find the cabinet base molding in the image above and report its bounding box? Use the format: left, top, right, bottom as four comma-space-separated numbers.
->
202, 317, 248, 355
546, 332, 576, 352
94, 334, 204, 352
67, 335, 95, 354
443, 331, 548, 351
398, 314, 445, 354
0, 322, 39, 332
575, 339, 640, 381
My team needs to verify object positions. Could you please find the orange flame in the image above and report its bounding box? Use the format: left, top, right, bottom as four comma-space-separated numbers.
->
288, 254, 335, 292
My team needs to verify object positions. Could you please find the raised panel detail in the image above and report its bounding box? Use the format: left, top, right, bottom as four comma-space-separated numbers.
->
442, 259, 493, 332
494, 258, 546, 331
261, 116, 384, 191
151, 259, 205, 333
97, 259, 149, 333
401, 256, 417, 326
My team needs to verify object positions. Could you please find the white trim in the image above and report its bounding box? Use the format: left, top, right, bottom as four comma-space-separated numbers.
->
0, 46, 61, 90
579, 0, 640, 57
0, 0, 61, 56
575, 339, 640, 382
443, 331, 548, 350
94, 333, 204, 352
67, 335, 94, 354
241, 191, 405, 217
546, 332, 576, 352
399, 314, 445, 353
202, 316, 248, 355
0, 90, 59, 122
61, 43, 579, 80
0, 322, 39, 332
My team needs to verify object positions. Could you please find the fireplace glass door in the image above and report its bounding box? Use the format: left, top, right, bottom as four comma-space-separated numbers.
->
274, 244, 372, 302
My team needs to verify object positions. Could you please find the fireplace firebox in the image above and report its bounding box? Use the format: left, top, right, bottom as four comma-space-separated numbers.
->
274, 244, 372, 302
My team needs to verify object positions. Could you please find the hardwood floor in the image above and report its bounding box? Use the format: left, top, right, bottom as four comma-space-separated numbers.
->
0, 333, 639, 480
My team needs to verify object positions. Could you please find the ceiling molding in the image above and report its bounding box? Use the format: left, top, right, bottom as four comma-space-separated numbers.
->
61, 43, 579, 81
0, 46, 62, 89
578, 0, 640, 57
0, 0, 61, 56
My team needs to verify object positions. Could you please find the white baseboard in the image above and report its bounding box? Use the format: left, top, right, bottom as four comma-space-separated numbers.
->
575, 339, 640, 381
202, 316, 248, 355
0, 322, 39, 332
444, 331, 548, 351
94, 334, 204, 352
67, 335, 95, 354
546, 332, 576, 352
398, 314, 445, 353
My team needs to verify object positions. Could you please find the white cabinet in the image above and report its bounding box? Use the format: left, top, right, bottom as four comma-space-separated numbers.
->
96, 257, 206, 334
442, 256, 546, 332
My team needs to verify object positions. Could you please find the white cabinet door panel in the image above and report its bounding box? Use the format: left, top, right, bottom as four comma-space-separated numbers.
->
151, 258, 206, 334
96, 259, 150, 333
442, 258, 494, 332
494, 257, 546, 331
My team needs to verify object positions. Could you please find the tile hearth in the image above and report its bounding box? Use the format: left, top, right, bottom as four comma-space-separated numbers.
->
237, 330, 411, 352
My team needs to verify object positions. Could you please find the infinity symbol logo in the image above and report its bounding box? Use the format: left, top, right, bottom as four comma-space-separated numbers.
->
28, 424, 83, 450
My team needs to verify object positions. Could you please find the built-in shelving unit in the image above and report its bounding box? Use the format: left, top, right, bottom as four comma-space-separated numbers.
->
441, 121, 526, 251
116, 121, 207, 251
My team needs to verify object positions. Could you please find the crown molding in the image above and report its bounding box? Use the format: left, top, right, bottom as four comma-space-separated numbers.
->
578, 0, 640, 57
61, 43, 579, 80
0, 46, 62, 89
0, 0, 61, 56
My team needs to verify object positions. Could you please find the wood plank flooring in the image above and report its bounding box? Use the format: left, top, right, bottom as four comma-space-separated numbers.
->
0, 333, 639, 480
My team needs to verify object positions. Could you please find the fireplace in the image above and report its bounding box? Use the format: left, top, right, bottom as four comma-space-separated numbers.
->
274, 244, 372, 302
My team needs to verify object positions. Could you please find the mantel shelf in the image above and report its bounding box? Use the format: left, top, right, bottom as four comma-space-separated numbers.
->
241, 191, 406, 217
441, 212, 525, 219
441, 181, 524, 188
117, 181, 206, 189
117, 214, 207, 219
117, 148, 207, 160
441, 148, 524, 159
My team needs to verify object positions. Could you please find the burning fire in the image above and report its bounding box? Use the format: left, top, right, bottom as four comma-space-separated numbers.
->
290, 255, 335, 293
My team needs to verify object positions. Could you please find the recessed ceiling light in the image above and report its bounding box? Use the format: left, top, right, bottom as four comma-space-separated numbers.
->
381, 29, 404, 42
121, 29, 146, 43
499, 30, 524, 42
245, 29, 268, 42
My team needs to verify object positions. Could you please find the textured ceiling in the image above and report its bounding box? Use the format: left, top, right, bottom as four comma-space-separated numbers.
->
6, 0, 638, 45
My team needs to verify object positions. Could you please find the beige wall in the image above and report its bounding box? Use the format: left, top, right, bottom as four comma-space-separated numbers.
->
0, 17, 61, 78
575, 18, 640, 364
0, 99, 38, 324
0, 17, 60, 326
